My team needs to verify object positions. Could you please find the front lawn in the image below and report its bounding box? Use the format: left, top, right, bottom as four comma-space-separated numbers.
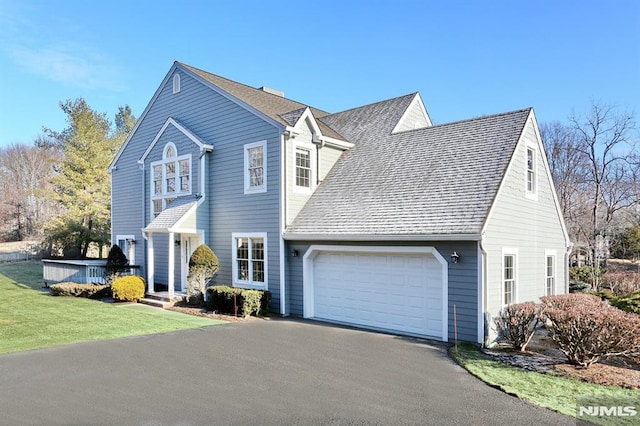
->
451, 344, 640, 425
0, 261, 225, 354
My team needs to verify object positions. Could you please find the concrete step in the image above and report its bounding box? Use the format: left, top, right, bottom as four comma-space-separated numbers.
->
139, 297, 173, 309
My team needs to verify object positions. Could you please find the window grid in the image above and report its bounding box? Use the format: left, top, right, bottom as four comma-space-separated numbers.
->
503, 254, 515, 305
248, 146, 264, 188
526, 148, 535, 193
546, 255, 555, 296
150, 143, 191, 216
295, 148, 311, 188
235, 236, 265, 286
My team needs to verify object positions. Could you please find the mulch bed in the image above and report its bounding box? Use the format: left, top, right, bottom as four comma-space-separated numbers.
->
485, 329, 640, 389
166, 301, 266, 322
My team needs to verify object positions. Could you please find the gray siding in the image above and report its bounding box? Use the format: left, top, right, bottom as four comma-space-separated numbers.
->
112, 67, 283, 310
285, 240, 478, 342
483, 117, 568, 338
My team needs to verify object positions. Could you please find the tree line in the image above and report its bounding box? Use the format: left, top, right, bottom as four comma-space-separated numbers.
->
1, 98, 637, 263
0, 98, 135, 257
541, 101, 639, 271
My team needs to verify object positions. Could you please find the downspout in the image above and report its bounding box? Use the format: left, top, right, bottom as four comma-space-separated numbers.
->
478, 237, 489, 347
566, 241, 574, 294
139, 161, 146, 273
279, 132, 288, 316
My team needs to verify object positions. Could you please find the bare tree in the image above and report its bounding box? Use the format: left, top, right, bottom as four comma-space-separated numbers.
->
0, 142, 61, 241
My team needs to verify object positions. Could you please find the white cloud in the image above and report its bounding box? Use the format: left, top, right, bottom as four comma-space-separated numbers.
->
7, 44, 126, 91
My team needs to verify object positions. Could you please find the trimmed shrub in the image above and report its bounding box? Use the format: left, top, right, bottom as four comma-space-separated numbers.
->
205, 285, 271, 317
111, 276, 145, 302
610, 291, 640, 314
186, 244, 219, 303
105, 244, 128, 284
601, 271, 640, 296
493, 302, 542, 351
540, 293, 640, 367
50, 282, 111, 299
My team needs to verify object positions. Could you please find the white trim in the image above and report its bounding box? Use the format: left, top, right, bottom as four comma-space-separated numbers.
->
178, 63, 286, 131
115, 234, 136, 265
524, 143, 538, 201
283, 233, 482, 241
501, 247, 518, 306
279, 133, 287, 315
392, 93, 432, 134
292, 141, 316, 194
477, 240, 486, 345
231, 232, 268, 290
528, 111, 571, 247
244, 140, 267, 194
149, 143, 193, 217
545, 249, 557, 296
110, 62, 182, 172
302, 245, 448, 342
140, 117, 213, 163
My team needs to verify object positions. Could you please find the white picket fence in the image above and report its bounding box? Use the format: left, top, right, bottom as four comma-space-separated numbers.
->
0, 251, 38, 263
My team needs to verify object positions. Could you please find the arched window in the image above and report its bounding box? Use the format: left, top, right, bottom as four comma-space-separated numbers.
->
151, 142, 191, 217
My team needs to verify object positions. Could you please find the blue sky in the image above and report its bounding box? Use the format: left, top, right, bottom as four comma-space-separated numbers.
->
0, 0, 638, 147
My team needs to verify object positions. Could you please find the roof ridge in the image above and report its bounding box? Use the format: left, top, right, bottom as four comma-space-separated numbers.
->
425, 107, 532, 130
328, 92, 418, 117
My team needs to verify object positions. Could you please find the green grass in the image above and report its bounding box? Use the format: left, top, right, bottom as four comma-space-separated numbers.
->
0, 261, 225, 354
451, 343, 640, 425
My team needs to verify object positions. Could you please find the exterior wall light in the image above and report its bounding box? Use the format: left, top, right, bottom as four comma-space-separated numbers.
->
291, 249, 299, 257
451, 251, 460, 263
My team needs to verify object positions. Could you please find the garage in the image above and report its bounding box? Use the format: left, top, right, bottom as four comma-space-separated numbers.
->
303, 246, 448, 340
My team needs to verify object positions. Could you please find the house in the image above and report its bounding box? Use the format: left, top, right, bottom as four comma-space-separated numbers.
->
109, 61, 570, 344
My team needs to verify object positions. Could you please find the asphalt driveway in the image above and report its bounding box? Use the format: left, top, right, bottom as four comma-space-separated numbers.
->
0, 318, 573, 425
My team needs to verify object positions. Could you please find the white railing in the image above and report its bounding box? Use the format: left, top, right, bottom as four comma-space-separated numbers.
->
42, 260, 141, 285
42, 260, 109, 285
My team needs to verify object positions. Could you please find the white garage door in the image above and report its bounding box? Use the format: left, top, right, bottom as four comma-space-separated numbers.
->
305, 247, 447, 340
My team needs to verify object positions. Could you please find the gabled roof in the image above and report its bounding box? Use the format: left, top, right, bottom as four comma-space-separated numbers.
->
139, 117, 213, 163
143, 195, 199, 233
285, 108, 532, 239
319, 93, 418, 143
179, 63, 346, 142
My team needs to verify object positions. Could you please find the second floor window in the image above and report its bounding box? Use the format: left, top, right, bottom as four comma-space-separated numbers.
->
526, 147, 536, 195
295, 147, 311, 188
150, 142, 191, 217
244, 141, 267, 194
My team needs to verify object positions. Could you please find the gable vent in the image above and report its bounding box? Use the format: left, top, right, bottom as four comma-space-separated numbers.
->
259, 86, 284, 97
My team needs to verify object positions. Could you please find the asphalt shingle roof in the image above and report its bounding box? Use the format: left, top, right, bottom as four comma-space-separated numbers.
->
180, 63, 346, 141
286, 108, 532, 237
144, 196, 198, 231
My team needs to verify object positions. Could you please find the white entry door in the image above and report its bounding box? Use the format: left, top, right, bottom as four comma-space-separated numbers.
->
180, 236, 192, 292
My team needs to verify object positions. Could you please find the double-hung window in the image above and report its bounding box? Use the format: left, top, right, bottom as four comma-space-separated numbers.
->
232, 233, 267, 289
526, 146, 537, 198
545, 251, 556, 296
244, 141, 266, 194
503, 251, 517, 305
295, 147, 311, 188
150, 142, 192, 217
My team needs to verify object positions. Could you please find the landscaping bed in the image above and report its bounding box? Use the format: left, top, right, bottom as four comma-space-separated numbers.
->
485, 326, 640, 390
167, 301, 268, 323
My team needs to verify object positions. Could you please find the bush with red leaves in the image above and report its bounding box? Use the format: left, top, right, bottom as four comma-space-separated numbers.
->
494, 302, 542, 351
541, 294, 640, 367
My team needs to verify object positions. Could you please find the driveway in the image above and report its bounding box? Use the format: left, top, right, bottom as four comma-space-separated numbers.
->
0, 318, 573, 425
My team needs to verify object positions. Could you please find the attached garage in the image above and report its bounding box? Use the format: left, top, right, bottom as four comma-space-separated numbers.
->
303, 246, 448, 341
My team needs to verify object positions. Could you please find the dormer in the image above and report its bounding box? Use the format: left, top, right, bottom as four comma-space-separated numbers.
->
392, 93, 432, 133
